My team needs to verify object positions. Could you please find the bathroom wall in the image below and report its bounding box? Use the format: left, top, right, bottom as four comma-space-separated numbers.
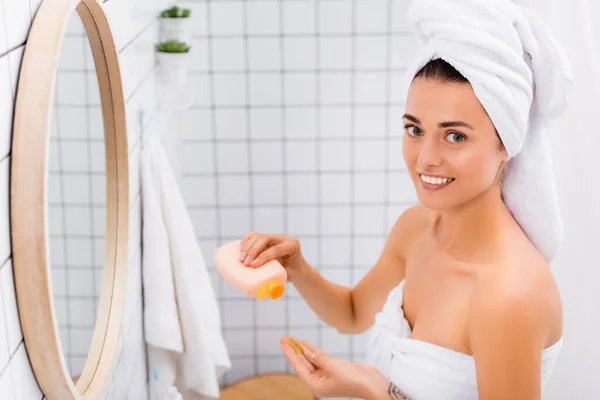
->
0, 0, 170, 398
175, 0, 420, 389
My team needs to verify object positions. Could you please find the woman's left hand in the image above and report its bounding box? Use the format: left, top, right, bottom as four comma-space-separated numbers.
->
280, 336, 388, 399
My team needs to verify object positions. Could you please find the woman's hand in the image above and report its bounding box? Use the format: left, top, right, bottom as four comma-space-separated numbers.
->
239, 231, 306, 282
280, 336, 398, 400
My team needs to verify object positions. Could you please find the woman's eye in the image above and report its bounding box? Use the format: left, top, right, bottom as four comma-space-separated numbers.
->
406, 126, 422, 136
447, 132, 466, 143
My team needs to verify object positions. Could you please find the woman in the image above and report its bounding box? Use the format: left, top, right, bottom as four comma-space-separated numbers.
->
237, 1, 571, 398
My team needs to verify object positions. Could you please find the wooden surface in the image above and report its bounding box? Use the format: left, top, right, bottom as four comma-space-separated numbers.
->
10, 0, 129, 399
219, 374, 316, 400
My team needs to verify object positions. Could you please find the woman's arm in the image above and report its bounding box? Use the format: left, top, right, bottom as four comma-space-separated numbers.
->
468, 274, 551, 400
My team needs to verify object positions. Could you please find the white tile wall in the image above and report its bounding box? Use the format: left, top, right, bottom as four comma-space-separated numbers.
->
0, 0, 172, 398
177, 1, 420, 397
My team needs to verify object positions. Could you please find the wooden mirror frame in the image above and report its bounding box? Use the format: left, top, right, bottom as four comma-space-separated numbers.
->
10, 0, 129, 398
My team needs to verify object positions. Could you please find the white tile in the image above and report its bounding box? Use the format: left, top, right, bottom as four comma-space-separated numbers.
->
284, 73, 317, 105
352, 267, 371, 286
0, 158, 10, 263
320, 206, 351, 235
299, 237, 318, 266
1, 261, 23, 354
284, 141, 316, 172
283, 37, 316, 70
355, 71, 387, 104
249, 108, 282, 140
321, 268, 352, 288
71, 327, 94, 356
322, 327, 350, 354
219, 208, 251, 237
258, 356, 286, 374
353, 237, 386, 266
286, 174, 317, 204
68, 269, 95, 296
189, 38, 210, 72
90, 141, 106, 172
225, 358, 253, 384
12, 344, 43, 400
248, 38, 280, 70
387, 204, 409, 233
50, 267, 66, 297
354, 140, 386, 171
211, 37, 245, 71
7, 46, 22, 97
224, 329, 255, 356
56, 107, 88, 139
47, 206, 64, 236
92, 175, 106, 205
319, 72, 352, 105
102, 0, 135, 52
284, 108, 316, 139
49, 236, 66, 265
251, 175, 284, 205
391, 0, 411, 32
353, 205, 386, 235
69, 299, 96, 326
0, 55, 13, 159
246, 0, 280, 34
56, 71, 86, 105
218, 175, 250, 206
213, 73, 246, 106
320, 141, 351, 171
388, 171, 418, 203
47, 172, 62, 204
210, 1, 244, 36
248, 73, 281, 105
215, 108, 247, 139
189, 74, 212, 107
0, 361, 14, 398
129, 201, 142, 263
355, 0, 388, 33
319, 237, 351, 267
63, 175, 91, 204
222, 300, 253, 328
354, 172, 386, 203
187, 3, 209, 36
320, 173, 351, 204
181, 142, 214, 173
64, 207, 92, 235
283, 1, 315, 34
388, 138, 407, 170
355, 106, 386, 138
389, 105, 405, 139
319, 107, 352, 138
182, 176, 215, 206
252, 207, 284, 234
0, 263, 9, 367
128, 148, 140, 207
250, 142, 282, 172
257, 328, 285, 355
286, 206, 317, 236
66, 237, 94, 266
390, 70, 407, 104
256, 298, 287, 327
391, 36, 420, 69
319, 37, 352, 70
58, 36, 86, 70
288, 298, 319, 326
355, 36, 387, 69
2, 0, 30, 50
318, 1, 352, 34
179, 110, 213, 140
59, 141, 88, 171
189, 209, 218, 238
216, 142, 248, 173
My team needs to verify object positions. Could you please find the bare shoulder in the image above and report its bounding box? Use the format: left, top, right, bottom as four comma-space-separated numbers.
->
469, 253, 563, 350
388, 204, 430, 245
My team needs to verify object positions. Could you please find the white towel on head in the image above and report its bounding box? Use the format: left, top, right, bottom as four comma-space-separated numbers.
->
402, 0, 573, 262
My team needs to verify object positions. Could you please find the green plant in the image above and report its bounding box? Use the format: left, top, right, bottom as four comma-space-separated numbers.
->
161, 5, 191, 18
156, 40, 190, 53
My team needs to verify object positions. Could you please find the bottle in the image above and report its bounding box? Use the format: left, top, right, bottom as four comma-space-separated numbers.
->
214, 240, 287, 300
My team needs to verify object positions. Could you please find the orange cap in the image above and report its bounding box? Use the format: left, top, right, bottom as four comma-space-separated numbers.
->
257, 279, 285, 300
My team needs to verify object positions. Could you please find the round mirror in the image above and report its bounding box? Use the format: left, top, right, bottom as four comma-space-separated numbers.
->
10, 0, 129, 398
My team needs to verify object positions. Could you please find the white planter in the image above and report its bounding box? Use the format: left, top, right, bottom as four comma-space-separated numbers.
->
158, 52, 190, 87
160, 17, 192, 43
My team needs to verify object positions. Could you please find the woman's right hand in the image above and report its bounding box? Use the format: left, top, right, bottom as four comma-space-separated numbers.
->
239, 231, 306, 282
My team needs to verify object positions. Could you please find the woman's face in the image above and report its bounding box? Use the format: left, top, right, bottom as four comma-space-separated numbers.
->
402, 77, 509, 211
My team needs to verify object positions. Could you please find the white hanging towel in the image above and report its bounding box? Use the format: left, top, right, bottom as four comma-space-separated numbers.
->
142, 137, 231, 399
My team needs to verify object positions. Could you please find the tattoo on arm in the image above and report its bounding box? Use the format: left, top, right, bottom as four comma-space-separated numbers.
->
387, 382, 410, 400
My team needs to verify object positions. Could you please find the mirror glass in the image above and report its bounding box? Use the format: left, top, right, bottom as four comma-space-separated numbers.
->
48, 11, 105, 380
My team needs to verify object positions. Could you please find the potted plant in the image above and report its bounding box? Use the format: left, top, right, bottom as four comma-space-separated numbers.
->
157, 40, 191, 86
159, 5, 192, 43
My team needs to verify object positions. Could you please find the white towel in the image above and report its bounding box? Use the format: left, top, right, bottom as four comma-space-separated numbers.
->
142, 137, 231, 399
402, 0, 573, 262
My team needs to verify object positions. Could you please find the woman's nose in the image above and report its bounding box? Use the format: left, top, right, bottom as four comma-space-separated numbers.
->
416, 139, 443, 167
